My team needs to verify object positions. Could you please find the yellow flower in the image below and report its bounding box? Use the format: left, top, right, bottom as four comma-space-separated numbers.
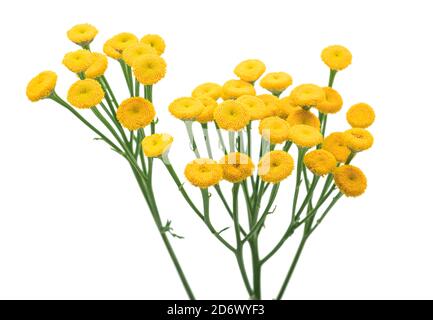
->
260, 72, 293, 94
286, 109, 320, 129
122, 43, 158, 67
192, 82, 223, 100
222, 80, 256, 99
259, 116, 291, 144
67, 23, 98, 46
321, 45, 352, 71
62, 49, 93, 73
316, 87, 343, 114
234, 59, 266, 82
346, 103, 375, 128
116, 97, 155, 131
84, 53, 108, 79
169, 97, 204, 120
237, 95, 269, 120
140, 34, 166, 55
290, 84, 325, 107
196, 96, 218, 123
142, 133, 173, 157
278, 96, 300, 118
109, 32, 138, 53
333, 165, 367, 197
67, 79, 104, 109
213, 100, 250, 131
26, 71, 57, 102
219, 152, 255, 183
258, 150, 294, 184
257, 94, 280, 117
132, 54, 167, 85
103, 39, 122, 60
289, 124, 323, 148
184, 158, 223, 188
344, 128, 374, 152
322, 132, 351, 163
304, 149, 337, 176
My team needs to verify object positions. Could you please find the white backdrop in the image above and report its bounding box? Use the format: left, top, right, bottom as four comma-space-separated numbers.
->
1, 0, 432, 300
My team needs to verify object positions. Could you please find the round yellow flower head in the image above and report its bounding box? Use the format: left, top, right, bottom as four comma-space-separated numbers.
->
62, 49, 93, 73
321, 45, 352, 71
279, 96, 301, 118
116, 97, 155, 131
257, 94, 280, 117
219, 152, 255, 183
213, 100, 250, 131
103, 39, 122, 60
26, 71, 57, 102
169, 97, 204, 120
140, 34, 166, 55
184, 158, 223, 189
346, 103, 375, 128
223, 80, 256, 99
316, 87, 343, 114
343, 128, 374, 152
142, 133, 173, 157
67, 79, 104, 109
122, 43, 158, 67
304, 149, 337, 176
192, 82, 223, 100
290, 84, 325, 108
260, 72, 293, 94
84, 53, 108, 79
67, 23, 98, 46
258, 150, 294, 184
289, 124, 323, 148
234, 59, 266, 82
237, 95, 268, 120
132, 54, 167, 85
196, 96, 218, 123
323, 132, 351, 163
286, 109, 320, 129
333, 165, 367, 197
109, 32, 138, 53
259, 116, 291, 144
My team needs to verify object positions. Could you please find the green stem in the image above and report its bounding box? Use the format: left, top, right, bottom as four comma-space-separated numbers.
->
242, 183, 279, 244
246, 123, 252, 158
201, 123, 213, 159
231, 184, 253, 296
214, 122, 228, 155
292, 147, 306, 221
309, 192, 343, 235
100, 75, 119, 107
345, 151, 356, 164
134, 78, 140, 97
200, 189, 235, 252
328, 69, 337, 87
276, 236, 308, 300
49, 93, 121, 153
119, 60, 133, 96
133, 168, 195, 300
185, 121, 200, 158
214, 185, 247, 237
295, 175, 320, 219
228, 131, 236, 153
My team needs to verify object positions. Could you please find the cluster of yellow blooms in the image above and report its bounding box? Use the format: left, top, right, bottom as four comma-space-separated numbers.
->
26, 23, 375, 300
165, 47, 374, 197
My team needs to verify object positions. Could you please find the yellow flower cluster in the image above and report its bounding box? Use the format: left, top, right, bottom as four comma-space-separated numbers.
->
162, 51, 375, 197
27, 25, 377, 299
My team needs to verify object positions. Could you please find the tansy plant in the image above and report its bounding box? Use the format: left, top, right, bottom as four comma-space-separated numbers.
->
27, 24, 375, 300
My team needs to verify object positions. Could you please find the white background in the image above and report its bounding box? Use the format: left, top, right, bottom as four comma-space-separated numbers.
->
0, 0, 432, 300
